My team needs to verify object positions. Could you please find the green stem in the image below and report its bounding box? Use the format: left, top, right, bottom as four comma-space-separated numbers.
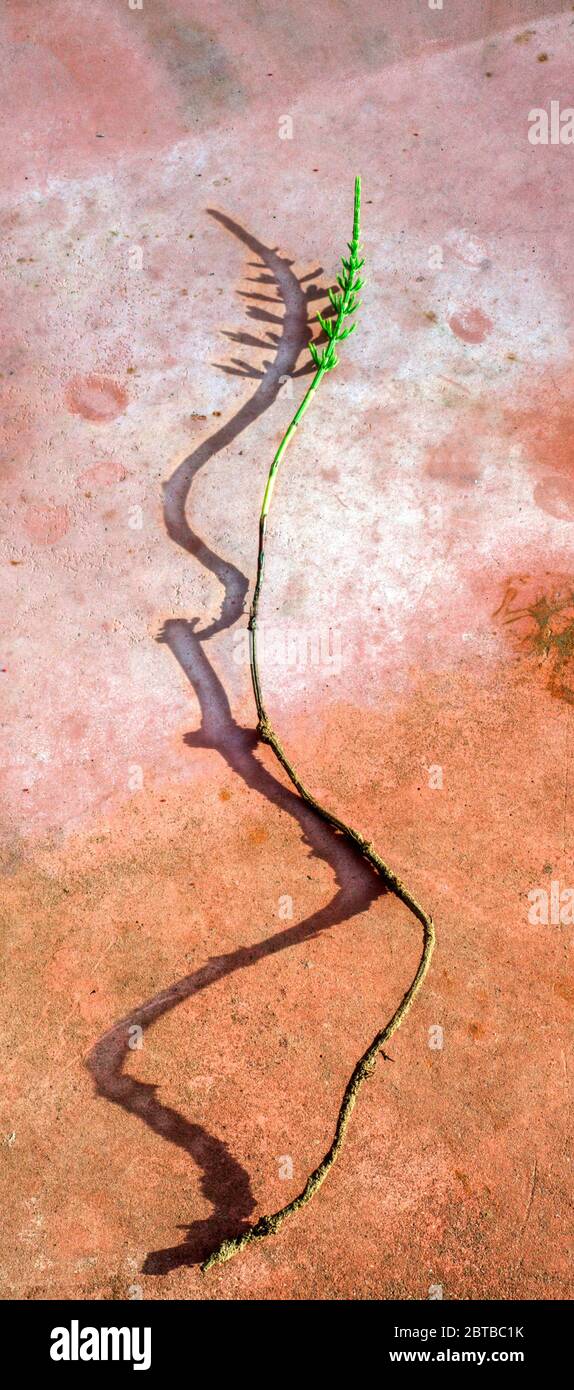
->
249, 363, 325, 720
202, 177, 435, 1274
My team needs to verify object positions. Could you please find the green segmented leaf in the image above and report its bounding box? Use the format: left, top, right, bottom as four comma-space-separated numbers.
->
317, 312, 337, 338
303, 177, 364, 382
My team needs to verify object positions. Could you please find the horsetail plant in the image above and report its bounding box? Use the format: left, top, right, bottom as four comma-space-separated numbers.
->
202, 177, 436, 1272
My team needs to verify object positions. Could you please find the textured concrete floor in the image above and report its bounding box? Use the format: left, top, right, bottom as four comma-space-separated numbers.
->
1, 0, 573, 1300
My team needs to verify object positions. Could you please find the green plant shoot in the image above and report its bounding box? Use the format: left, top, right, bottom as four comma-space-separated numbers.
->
202, 177, 435, 1274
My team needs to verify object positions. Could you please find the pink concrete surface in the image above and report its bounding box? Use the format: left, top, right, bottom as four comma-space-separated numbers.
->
1, 0, 573, 1300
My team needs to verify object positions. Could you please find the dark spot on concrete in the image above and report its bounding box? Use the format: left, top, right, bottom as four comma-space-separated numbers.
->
495, 574, 574, 705
144, 6, 245, 120
468, 1022, 486, 1040
455, 1170, 473, 1195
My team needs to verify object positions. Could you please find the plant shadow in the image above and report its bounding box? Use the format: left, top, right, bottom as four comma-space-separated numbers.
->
87, 210, 387, 1273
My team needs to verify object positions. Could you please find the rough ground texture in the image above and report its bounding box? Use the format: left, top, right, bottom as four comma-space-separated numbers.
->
1, 0, 573, 1301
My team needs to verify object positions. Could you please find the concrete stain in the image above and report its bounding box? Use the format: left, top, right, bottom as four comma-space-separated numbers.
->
448, 307, 493, 344
494, 572, 574, 705
78, 461, 129, 488
504, 371, 574, 503
143, 3, 245, 119
66, 376, 128, 422
23, 503, 70, 545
